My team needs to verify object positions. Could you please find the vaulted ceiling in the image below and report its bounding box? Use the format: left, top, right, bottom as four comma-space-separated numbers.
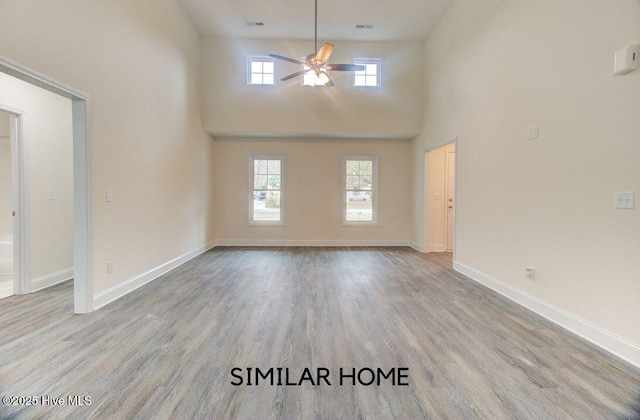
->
177, 0, 454, 42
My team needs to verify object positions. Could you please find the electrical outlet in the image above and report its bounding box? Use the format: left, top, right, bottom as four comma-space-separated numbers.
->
106, 190, 113, 203
107, 261, 114, 273
48, 189, 56, 201
525, 267, 536, 280
615, 191, 635, 209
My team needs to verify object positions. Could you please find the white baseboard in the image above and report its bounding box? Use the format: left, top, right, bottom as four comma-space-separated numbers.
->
0, 259, 12, 274
453, 261, 640, 369
409, 241, 425, 253
31, 267, 73, 293
429, 244, 447, 252
93, 241, 216, 310
214, 239, 410, 247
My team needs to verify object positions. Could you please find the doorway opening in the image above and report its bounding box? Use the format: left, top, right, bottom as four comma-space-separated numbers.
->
424, 139, 456, 257
0, 56, 91, 313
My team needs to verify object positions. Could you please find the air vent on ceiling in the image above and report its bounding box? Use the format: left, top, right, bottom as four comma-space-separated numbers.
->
246, 21, 265, 27
356, 24, 374, 29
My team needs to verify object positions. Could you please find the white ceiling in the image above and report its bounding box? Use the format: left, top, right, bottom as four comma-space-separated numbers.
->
177, 0, 454, 42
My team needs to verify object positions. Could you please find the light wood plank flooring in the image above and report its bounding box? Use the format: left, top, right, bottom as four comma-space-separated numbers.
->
0, 247, 639, 419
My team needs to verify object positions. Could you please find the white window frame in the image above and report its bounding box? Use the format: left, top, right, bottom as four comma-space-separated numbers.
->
342, 155, 379, 226
247, 56, 276, 86
353, 58, 382, 88
247, 154, 286, 226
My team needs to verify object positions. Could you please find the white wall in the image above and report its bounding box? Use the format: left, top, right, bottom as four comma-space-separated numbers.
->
413, 0, 640, 354
214, 138, 411, 244
0, 112, 11, 237
0, 0, 215, 302
0, 113, 8, 136
0, 73, 74, 283
203, 37, 424, 139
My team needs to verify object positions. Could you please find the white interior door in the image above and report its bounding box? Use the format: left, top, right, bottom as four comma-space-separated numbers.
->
445, 148, 455, 252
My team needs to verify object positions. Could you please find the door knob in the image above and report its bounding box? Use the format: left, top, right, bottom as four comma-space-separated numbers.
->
448, 205, 453, 209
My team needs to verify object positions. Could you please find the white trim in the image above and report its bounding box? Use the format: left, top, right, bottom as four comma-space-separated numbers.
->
342, 155, 379, 226
215, 239, 409, 247
0, 56, 88, 100
0, 104, 29, 296
425, 135, 458, 153
0, 260, 11, 274
0, 55, 92, 313
72, 98, 92, 312
93, 241, 216, 310
409, 241, 425, 253
30, 268, 73, 293
429, 244, 447, 252
453, 261, 640, 369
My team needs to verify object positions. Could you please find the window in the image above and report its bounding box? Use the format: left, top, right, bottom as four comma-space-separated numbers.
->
248, 154, 285, 226
248, 57, 275, 85
342, 155, 378, 225
354, 59, 381, 87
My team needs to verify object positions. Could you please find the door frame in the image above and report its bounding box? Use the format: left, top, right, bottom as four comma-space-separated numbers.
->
445, 146, 455, 252
423, 135, 458, 259
0, 56, 92, 313
0, 104, 28, 295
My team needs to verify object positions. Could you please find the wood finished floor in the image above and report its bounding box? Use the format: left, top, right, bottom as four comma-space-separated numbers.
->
0, 247, 639, 419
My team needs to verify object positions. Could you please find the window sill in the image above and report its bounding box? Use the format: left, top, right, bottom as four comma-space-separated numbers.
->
341, 221, 379, 227
247, 221, 286, 227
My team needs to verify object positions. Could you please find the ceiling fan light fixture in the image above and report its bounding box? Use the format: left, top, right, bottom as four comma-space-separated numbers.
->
317, 72, 330, 85
302, 68, 328, 86
268, 0, 362, 88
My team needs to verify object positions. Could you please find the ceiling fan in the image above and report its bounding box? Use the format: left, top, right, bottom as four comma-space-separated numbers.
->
269, 0, 365, 87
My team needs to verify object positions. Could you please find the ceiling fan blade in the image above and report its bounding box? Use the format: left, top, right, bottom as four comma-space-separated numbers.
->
325, 64, 366, 72
319, 71, 334, 87
281, 69, 311, 81
314, 43, 334, 64
269, 54, 306, 66
324, 77, 334, 87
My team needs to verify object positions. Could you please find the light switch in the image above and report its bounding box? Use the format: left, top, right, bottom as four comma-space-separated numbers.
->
615, 191, 635, 209
614, 44, 639, 75
106, 190, 113, 202
531, 125, 539, 138
48, 189, 56, 201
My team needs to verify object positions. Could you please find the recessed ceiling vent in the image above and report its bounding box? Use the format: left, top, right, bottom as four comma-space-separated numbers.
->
246, 21, 265, 27
356, 24, 373, 29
